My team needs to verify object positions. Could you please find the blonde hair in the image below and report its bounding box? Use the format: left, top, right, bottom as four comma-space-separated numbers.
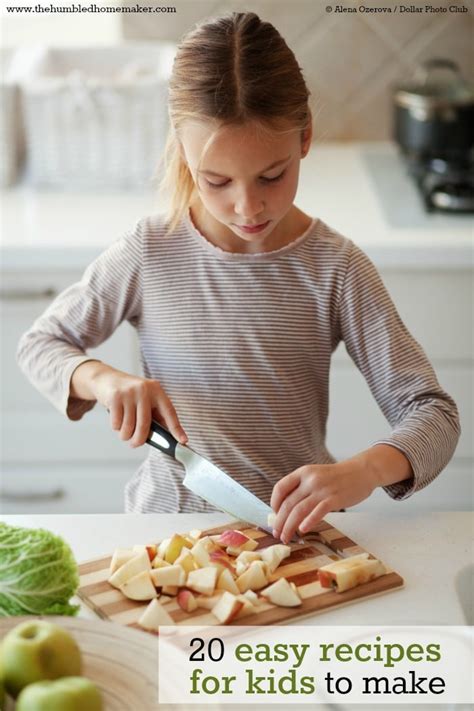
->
158, 11, 311, 234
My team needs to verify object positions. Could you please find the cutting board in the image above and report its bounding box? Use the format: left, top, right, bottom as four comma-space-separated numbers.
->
77, 519, 404, 633
0, 616, 159, 711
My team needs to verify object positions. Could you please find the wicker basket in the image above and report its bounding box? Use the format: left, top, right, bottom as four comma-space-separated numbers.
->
18, 43, 176, 190
0, 49, 25, 187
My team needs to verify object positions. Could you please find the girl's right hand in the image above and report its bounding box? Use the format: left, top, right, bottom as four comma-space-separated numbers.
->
72, 361, 188, 448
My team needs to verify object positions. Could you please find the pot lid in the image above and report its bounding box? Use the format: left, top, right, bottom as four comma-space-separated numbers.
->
395, 58, 474, 109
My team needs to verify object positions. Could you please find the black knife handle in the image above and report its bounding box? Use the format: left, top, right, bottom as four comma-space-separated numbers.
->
146, 421, 178, 459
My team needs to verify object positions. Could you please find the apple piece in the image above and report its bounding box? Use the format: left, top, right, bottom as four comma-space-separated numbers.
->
226, 537, 259, 556
211, 591, 244, 624
132, 544, 158, 563
187, 529, 202, 541
108, 550, 151, 589
158, 594, 173, 605
109, 548, 135, 575
157, 537, 171, 558
187, 567, 218, 596
138, 598, 175, 631
216, 568, 240, 595
267, 512, 277, 528
261, 577, 302, 607
236, 551, 262, 565
175, 548, 197, 574
120, 570, 157, 601
260, 544, 292, 573
1, 620, 82, 698
243, 589, 262, 606
236, 560, 268, 593
195, 592, 224, 610
235, 595, 257, 618
177, 589, 198, 613
317, 554, 385, 593
209, 549, 235, 573
164, 534, 189, 564
162, 585, 179, 596
152, 557, 172, 569
16, 677, 103, 711
218, 530, 250, 548
190, 540, 211, 568
150, 565, 186, 587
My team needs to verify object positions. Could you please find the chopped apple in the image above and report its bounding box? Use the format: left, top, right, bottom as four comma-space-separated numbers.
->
236, 560, 268, 593
150, 565, 186, 587
196, 592, 224, 610
157, 537, 171, 558
108, 550, 151, 589
175, 548, 197, 574
235, 551, 262, 576
212, 591, 244, 624
159, 594, 173, 605
109, 548, 135, 575
120, 570, 157, 601
187, 529, 202, 541
261, 577, 302, 607
138, 598, 175, 631
243, 589, 262, 606
235, 595, 257, 617
177, 589, 198, 612
226, 539, 259, 556
152, 557, 172, 569
164, 534, 189, 564
218, 530, 250, 548
162, 585, 179, 595
133, 544, 158, 562
187, 567, 218, 596
190, 540, 211, 568
216, 568, 240, 595
260, 544, 292, 573
209, 549, 235, 573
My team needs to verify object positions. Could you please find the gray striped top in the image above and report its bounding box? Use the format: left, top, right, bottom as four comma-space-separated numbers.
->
17, 213, 460, 513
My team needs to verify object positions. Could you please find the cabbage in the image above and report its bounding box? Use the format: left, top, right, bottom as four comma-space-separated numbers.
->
0, 522, 79, 616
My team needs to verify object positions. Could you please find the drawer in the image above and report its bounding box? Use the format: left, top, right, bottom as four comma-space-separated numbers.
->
327, 362, 472, 459
0, 463, 134, 514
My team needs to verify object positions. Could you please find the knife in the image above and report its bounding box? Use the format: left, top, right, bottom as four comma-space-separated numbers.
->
145, 420, 274, 533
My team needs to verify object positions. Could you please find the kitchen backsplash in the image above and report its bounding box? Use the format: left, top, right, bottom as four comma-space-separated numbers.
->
121, 0, 473, 140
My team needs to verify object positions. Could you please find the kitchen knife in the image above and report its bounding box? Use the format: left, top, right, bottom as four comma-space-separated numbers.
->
145, 420, 274, 533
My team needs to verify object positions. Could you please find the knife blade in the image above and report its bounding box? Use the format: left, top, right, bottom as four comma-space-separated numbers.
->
145, 420, 274, 533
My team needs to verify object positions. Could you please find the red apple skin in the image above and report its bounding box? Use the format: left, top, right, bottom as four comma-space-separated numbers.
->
209, 550, 234, 572
146, 545, 157, 562
218, 530, 249, 547
177, 589, 197, 613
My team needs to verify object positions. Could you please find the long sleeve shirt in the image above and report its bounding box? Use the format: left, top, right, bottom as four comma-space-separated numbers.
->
16, 212, 461, 513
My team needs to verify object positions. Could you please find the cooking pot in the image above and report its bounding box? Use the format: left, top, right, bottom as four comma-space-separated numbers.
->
393, 58, 474, 159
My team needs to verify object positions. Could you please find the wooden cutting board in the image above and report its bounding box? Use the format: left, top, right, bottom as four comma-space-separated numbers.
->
0, 616, 159, 711
77, 519, 404, 633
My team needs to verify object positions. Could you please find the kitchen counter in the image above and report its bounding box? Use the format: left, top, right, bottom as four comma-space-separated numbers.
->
1, 142, 472, 271
1, 512, 472, 625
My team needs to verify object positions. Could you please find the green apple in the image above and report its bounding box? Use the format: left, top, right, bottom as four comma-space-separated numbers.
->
16, 676, 103, 711
0, 620, 81, 697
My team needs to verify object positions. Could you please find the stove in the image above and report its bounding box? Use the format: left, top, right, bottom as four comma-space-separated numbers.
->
402, 151, 474, 214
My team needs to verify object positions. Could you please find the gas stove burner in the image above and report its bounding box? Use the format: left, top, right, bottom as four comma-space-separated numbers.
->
401, 150, 474, 213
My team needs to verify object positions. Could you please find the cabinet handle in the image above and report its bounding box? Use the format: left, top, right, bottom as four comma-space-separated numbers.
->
0, 288, 58, 301
0, 487, 66, 502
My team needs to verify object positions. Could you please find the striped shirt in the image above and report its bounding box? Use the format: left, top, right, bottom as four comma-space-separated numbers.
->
16, 212, 460, 513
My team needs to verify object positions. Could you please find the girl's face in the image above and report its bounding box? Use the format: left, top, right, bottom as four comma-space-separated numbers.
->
180, 120, 311, 252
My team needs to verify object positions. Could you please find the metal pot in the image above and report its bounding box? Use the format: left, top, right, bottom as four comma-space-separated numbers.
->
393, 58, 474, 159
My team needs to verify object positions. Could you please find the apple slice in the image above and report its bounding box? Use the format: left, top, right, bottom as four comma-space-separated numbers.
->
138, 598, 175, 631
235, 594, 258, 618
218, 530, 250, 548
260, 544, 292, 573
120, 570, 157, 601
261, 577, 302, 607
243, 589, 262, 606
109, 548, 135, 575
108, 550, 151, 588
164, 534, 189, 564
187, 529, 202, 541
212, 592, 244, 624
196, 592, 225, 610
177, 589, 198, 612
209, 549, 235, 573
162, 585, 179, 596
157, 537, 171, 558
187, 567, 218, 596
216, 568, 240, 595
150, 564, 186, 587
133, 544, 158, 562
175, 548, 197, 574
152, 557, 172, 570
236, 560, 268, 593
190, 540, 211, 568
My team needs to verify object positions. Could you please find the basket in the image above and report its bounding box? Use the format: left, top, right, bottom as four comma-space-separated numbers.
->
0, 49, 25, 187
18, 43, 176, 190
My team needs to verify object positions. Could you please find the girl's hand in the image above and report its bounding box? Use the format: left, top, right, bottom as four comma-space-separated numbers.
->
270, 457, 377, 544
72, 361, 188, 448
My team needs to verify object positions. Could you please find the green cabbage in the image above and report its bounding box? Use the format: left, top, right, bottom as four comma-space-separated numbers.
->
0, 522, 79, 616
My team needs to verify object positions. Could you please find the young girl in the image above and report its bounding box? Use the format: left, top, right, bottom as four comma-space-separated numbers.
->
17, 12, 460, 545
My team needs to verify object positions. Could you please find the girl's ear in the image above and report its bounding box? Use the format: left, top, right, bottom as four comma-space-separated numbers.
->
301, 123, 313, 158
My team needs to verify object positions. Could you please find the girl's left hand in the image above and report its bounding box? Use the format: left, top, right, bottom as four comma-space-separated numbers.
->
270, 459, 377, 544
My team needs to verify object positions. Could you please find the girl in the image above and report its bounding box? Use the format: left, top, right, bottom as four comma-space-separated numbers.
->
17, 12, 460, 545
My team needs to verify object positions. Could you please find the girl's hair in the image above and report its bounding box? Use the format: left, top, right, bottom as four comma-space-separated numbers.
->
158, 11, 311, 234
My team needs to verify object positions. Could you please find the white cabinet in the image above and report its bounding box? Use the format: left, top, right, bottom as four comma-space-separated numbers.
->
0, 269, 144, 513
327, 267, 473, 513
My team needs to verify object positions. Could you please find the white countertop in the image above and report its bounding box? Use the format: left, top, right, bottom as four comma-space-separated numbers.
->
1, 142, 472, 271
1, 512, 472, 626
